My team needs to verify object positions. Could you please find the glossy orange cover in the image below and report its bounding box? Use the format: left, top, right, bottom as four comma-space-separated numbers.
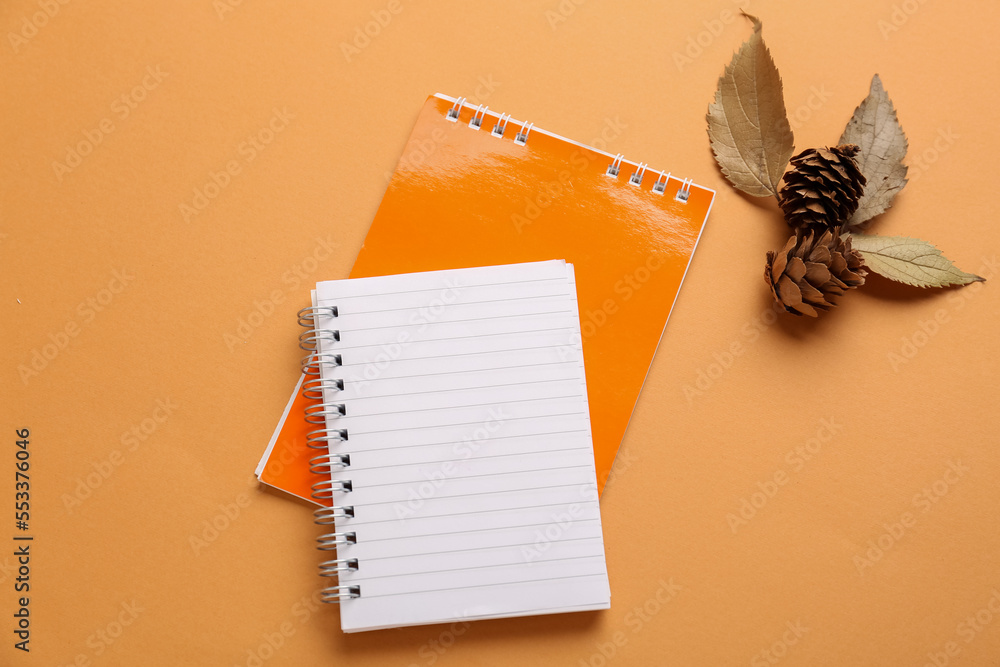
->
259, 94, 713, 505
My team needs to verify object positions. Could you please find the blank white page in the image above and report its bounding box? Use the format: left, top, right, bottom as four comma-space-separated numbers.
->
311, 260, 610, 632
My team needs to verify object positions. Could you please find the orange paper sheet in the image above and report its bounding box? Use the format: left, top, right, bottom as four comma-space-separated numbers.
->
258, 94, 713, 506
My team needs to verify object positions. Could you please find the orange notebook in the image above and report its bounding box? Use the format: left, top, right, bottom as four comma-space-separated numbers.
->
257, 93, 714, 506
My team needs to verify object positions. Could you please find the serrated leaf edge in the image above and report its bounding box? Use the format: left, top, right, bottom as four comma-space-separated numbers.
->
706, 12, 793, 198
839, 74, 909, 228
847, 233, 985, 287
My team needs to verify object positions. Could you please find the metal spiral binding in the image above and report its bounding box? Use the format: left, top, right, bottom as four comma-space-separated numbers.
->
629, 163, 648, 187
302, 378, 344, 400
309, 452, 351, 475
491, 113, 511, 138
653, 170, 671, 194
470, 104, 488, 129
319, 558, 359, 576
445, 97, 466, 122
676, 177, 694, 202
606, 154, 624, 177
301, 352, 342, 377
442, 94, 694, 202
306, 427, 348, 450
320, 586, 361, 604
297, 305, 338, 327
314, 503, 355, 523
514, 121, 533, 146
297, 304, 358, 604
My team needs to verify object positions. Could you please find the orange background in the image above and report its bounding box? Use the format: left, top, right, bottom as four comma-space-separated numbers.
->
2, 1, 998, 665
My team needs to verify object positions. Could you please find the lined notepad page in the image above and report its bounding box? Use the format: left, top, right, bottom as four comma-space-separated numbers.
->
313, 260, 610, 632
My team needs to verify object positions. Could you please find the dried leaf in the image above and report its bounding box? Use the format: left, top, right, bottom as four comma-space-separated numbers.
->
707, 13, 794, 198
848, 234, 984, 287
838, 75, 908, 227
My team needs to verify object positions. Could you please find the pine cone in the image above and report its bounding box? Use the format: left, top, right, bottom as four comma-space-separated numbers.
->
777, 145, 867, 231
765, 228, 867, 317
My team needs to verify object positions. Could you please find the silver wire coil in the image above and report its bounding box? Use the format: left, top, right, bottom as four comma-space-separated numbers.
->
312, 478, 353, 500
298, 328, 340, 351
305, 427, 348, 450
300, 302, 358, 602
304, 402, 346, 423
301, 352, 342, 376
314, 505, 355, 524
317, 531, 357, 550
309, 452, 351, 475
319, 558, 359, 576
319, 585, 361, 603
302, 377, 344, 400
297, 305, 338, 327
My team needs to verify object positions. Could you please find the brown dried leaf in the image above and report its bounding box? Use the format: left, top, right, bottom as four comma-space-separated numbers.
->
707, 13, 794, 198
838, 75, 908, 227
848, 234, 984, 287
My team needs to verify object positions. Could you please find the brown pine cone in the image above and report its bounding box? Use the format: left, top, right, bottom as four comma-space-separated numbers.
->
765, 228, 867, 317
777, 145, 867, 232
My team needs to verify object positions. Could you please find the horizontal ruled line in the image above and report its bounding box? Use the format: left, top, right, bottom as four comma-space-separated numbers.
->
339, 429, 590, 455
347, 445, 590, 473
346, 495, 595, 526
345, 376, 578, 402
357, 572, 607, 599
356, 483, 594, 508
357, 518, 601, 544
350, 411, 587, 436
343, 342, 575, 366
352, 464, 592, 490
355, 535, 604, 563
342, 360, 576, 385
343, 292, 570, 316
321, 276, 566, 302
333, 326, 574, 352
354, 394, 581, 419
339, 309, 575, 333
346, 554, 606, 584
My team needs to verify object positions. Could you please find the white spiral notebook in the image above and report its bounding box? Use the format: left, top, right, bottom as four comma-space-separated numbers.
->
297, 260, 610, 632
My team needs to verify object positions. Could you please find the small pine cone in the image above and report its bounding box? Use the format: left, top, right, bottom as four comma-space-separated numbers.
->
765, 228, 867, 317
777, 145, 867, 232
